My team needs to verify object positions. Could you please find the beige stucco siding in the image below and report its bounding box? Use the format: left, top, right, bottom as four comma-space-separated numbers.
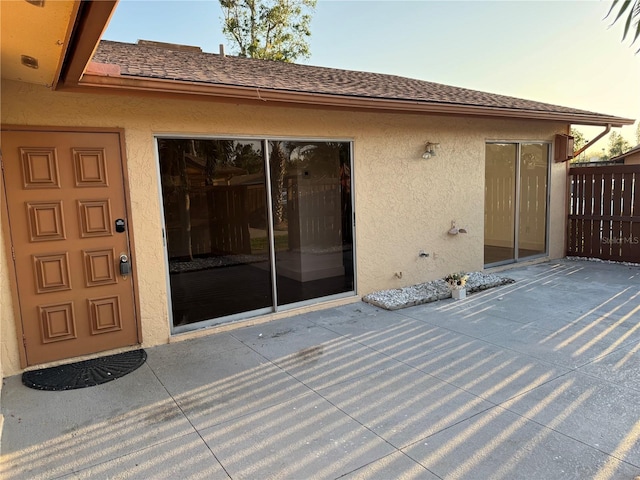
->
0, 219, 6, 434
1, 79, 568, 375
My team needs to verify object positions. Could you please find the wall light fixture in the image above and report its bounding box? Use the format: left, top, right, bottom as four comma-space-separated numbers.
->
422, 142, 440, 159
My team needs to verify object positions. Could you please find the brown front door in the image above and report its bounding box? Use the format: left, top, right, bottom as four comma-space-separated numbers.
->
1, 129, 140, 366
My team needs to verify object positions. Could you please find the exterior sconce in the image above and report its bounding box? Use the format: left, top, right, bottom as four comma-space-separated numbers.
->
422, 142, 440, 159
448, 220, 468, 235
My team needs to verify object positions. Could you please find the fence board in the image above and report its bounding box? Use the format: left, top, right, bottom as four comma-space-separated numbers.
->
592, 173, 603, 258
571, 171, 581, 254
207, 185, 252, 255
583, 171, 593, 256
568, 165, 640, 263
576, 171, 584, 256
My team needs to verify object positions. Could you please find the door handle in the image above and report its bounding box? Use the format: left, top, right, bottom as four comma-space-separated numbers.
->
119, 254, 131, 276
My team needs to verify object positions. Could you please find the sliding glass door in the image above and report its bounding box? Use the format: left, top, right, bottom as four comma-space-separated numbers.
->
518, 143, 550, 259
484, 144, 517, 264
158, 138, 272, 327
268, 141, 354, 306
157, 137, 354, 330
484, 142, 549, 266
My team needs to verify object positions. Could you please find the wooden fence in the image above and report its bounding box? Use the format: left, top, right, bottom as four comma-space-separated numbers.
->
567, 165, 640, 262
286, 178, 342, 250
165, 184, 259, 258
165, 177, 345, 259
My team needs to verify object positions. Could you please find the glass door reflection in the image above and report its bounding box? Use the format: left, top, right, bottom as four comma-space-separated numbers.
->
158, 138, 272, 327
518, 143, 549, 259
485, 142, 549, 266
268, 141, 354, 306
484, 143, 517, 265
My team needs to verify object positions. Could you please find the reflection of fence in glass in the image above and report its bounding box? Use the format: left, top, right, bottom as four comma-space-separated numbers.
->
165, 183, 265, 257
568, 165, 640, 262
484, 142, 549, 264
286, 177, 342, 251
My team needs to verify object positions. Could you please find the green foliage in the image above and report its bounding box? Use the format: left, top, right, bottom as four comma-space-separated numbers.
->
636, 122, 640, 145
220, 0, 316, 62
605, 0, 640, 53
570, 128, 588, 162
607, 131, 631, 158
571, 128, 586, 151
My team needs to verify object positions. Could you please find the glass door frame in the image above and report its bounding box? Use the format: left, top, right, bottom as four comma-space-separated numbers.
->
484, 140, 552, 268
154, 134, 357, 334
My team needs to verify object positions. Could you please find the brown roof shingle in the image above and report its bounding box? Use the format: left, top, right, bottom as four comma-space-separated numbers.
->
91, 40, 632, 125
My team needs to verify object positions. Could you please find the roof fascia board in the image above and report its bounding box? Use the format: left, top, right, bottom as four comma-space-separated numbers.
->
57, 0, 118, 89
50, 1, 83, 90
67, 74, 635, 127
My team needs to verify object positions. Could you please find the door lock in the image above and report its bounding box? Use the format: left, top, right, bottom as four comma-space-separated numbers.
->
115, 218, 126, 233
119, 254, 131, 276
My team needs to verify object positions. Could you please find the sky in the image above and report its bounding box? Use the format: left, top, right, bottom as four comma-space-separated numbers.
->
103, 0, 640, 152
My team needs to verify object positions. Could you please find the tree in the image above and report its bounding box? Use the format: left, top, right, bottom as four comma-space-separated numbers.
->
606, 0, 640, 53
607, 131, 631, 158
571, 128, 586, 151
220, 0, 316, 62
570, 128, 588, 162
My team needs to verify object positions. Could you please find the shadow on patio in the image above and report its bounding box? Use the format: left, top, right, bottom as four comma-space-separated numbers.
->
1, 260, 639, 479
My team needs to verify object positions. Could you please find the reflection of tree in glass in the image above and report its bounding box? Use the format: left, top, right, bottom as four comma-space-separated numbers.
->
270, 141, 288, 227
233, 142, 263, 174
298, 141, 348, 171
159, 139, 265, 260
158, 139, 194, 260
199, 140, 234, 184
178, 140, 264, 185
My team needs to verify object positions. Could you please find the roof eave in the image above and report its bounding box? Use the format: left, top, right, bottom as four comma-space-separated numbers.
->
609, 145, 640, 162
56, 0, 119, 88
65, 73, 635, 127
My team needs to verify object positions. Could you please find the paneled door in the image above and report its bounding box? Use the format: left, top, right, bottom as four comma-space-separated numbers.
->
1, 129, 140, 366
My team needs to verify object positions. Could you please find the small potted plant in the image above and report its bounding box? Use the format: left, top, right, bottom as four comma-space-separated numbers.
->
444, 272, 469, 299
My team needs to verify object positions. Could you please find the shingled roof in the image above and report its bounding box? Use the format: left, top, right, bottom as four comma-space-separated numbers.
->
88, 40, 633, 127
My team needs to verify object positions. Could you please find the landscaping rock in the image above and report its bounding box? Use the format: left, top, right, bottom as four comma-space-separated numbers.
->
362, 272, 514, 310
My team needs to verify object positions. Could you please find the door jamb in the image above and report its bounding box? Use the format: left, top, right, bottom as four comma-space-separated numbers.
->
0, 150, 28, 367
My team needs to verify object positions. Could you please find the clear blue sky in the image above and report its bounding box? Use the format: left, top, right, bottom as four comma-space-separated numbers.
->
104, 0, 639, 150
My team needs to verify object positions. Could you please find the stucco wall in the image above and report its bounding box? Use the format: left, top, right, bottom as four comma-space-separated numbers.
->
1, 79, 568, 375
0, 219, 6, 436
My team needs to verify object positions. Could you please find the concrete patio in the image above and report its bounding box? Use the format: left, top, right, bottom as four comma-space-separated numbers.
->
1, 259, 639, 479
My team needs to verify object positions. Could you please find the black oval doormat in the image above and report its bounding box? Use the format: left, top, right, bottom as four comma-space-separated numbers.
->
22, 349, 146, 391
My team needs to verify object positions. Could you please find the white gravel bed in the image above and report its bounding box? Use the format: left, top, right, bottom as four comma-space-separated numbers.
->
565, 256, 640, 267
362, 272, 515, 310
